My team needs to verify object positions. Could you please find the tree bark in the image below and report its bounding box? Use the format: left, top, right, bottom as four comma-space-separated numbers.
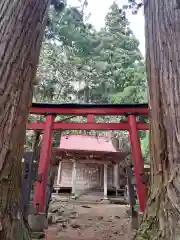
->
135, 0, 180, 239
0, 0, 50, 239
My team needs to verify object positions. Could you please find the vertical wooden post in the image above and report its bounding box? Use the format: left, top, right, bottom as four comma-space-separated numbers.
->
103, 163, 108, 200
128, 114, 148, 212
71, 160, 77, 199
100, 165, 104, 187
111, 135, 119, 196
34, 114, 54, 213
57, 161, 62, 186
126, 165, 138, 229
87, 114, 95, 123
45, 165, 56, 216
22, 151, 33, 219
22, 132, 41, 218
114, 164, 119, 196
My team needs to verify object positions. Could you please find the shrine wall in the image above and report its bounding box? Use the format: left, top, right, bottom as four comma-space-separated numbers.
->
54, 159, 115, 191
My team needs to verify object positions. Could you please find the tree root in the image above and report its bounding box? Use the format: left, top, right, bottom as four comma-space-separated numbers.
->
134, 215, 162, 240
0, 214, 31, 240
13, 216, 31, 240
134, 184, 180, 240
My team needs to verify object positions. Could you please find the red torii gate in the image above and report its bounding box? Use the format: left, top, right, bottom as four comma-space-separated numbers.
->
27, 103, 149, 214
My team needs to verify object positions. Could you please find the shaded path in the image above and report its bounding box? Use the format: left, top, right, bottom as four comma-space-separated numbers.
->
46, 204, 132, 240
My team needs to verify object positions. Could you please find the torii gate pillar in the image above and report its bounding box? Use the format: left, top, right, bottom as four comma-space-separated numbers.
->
34, 114, 54, 213
128, 114, 148, 212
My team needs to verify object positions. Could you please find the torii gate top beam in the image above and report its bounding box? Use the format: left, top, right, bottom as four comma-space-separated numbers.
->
30, 103, 148, 116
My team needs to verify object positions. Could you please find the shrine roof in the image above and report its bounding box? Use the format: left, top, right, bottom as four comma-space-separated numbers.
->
59, 134, 118, 152
52, 135, 128, 165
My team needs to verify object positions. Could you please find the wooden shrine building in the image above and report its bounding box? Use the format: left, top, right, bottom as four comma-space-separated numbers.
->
52, 134, 128, 200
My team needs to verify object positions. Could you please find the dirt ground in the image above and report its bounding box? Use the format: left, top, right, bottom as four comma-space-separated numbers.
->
46, 203, 133, 240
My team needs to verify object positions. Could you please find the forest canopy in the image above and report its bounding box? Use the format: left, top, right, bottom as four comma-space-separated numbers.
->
32, 1, 148, 160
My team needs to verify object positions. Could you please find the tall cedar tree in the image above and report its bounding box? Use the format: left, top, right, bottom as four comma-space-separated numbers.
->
135, 0, 180, 239
42, 3, 146, 104
93, 2, 146, 104
0, 0, 51, 239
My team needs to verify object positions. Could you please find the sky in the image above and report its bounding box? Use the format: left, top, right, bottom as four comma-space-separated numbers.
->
67, 0, 145, 55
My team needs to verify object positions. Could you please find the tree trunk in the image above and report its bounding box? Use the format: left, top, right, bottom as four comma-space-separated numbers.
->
135, 0, 180, 239
45, 165, 56, 217
0, 0, 50, 239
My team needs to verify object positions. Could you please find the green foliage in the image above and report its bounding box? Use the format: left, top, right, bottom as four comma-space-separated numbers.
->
35, 42, 76, 103
125, 0, 143, 14
31, 1, 148, 154
83, 2, 146, 103
36, 2, 147, 105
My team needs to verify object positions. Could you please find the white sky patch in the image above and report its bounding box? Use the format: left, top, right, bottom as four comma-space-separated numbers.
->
67, 0, 145, 56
